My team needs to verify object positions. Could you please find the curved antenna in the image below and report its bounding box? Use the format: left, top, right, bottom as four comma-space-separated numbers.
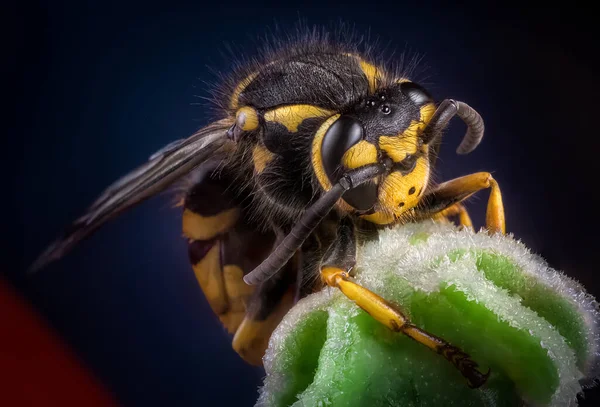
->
421, 99, 485, 155
243, 163, 388, 286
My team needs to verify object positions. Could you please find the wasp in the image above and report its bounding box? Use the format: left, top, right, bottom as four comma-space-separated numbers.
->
31, 29, 505, 389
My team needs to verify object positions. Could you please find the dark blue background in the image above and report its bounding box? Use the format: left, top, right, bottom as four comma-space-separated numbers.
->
10, 1, 600, 406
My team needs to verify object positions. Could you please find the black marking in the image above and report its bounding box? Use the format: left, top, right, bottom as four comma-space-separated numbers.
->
185, 165, 236, 217
188, 238, 217, 265
263, 117, 325, 157
354, 86, 421, 144
409, 186, 416, 195
220, 231, 243, 268
220, 225, 275, 271
399, 202, 405, 207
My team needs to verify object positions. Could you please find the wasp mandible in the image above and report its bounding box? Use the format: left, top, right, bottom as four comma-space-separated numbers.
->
32, 29, 505, 389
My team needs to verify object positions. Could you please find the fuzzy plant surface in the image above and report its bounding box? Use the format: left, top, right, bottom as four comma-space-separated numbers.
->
256, 221, 600, 407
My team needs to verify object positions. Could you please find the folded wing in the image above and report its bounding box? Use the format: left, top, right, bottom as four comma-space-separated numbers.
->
30, 119, 232, 272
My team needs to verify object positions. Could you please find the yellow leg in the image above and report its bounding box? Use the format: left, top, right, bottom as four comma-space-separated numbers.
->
434, 203, 474, 230
422, 172, 505, 234
321, 267, 490, 388
486, 178, 505, 234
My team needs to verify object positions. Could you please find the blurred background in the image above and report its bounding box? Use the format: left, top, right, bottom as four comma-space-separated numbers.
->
8, 0, 600, 405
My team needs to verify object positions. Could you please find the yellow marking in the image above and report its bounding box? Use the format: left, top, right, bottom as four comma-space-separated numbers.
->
229, 72, 259, 110
359, 59, 380, 93
342, 140, 378, 169
379, 135, 419, 162
365, 106, 435, 225
182, 208, 239, 241
396, 78, 411, 83
264, 105, 332, 133
232, 290, 295, 366
378, 103, 436, 162
236, 106, 259, 131
252, 144, 275, 174
380, 157, 430, 213
192, 244, 228, 315
312, 114, 340, 192
420, 103, 436, 123
362, 156, 430, 225
343, 53, 385, 93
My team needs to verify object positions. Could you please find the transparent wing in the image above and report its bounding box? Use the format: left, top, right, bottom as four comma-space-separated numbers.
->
30, 119, 233, 272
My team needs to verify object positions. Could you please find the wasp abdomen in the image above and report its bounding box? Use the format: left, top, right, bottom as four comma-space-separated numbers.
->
183, 165, 245, 332
182, 162, 299, 364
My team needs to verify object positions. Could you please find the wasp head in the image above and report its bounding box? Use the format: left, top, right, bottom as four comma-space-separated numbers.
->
315, 82, 437, 225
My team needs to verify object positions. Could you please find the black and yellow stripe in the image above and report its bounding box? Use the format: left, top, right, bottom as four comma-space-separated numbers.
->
183, 165, 301, 364
263, 104, 332, 133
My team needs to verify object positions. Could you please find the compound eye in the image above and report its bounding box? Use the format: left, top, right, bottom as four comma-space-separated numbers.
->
400, 82, 434, 106
321, 116, 378, 211
321, 116, 364, 184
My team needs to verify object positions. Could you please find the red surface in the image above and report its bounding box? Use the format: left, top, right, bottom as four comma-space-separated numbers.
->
0, 277, 118, 406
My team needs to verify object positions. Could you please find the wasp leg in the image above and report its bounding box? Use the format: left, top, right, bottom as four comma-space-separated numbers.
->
321, 218, 490, 388
433, 202, 474, 231
233, 259, 296, 365
419, 172, 505, 234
